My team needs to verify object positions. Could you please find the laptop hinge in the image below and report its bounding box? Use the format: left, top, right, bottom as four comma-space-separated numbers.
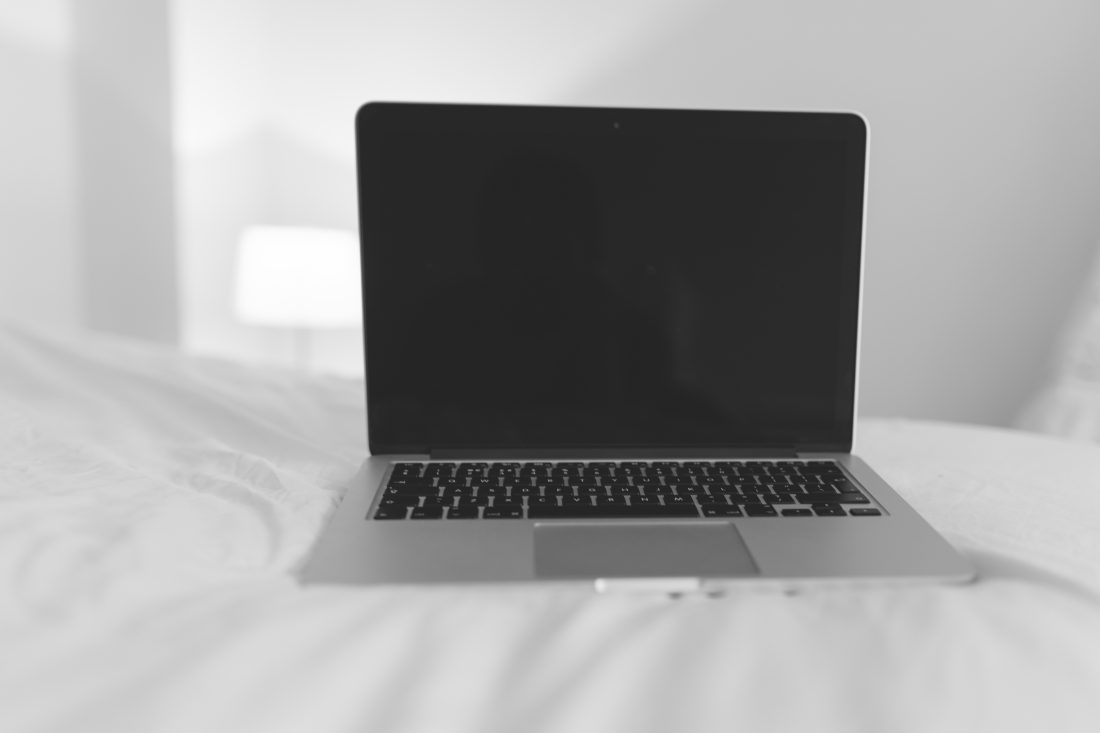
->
429, 447, 799, 460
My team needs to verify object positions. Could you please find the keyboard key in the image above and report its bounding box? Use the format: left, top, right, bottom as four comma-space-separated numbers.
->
447, 505, 480, 519
484, 507, 524, 519
780, 508, 813, 517
701, 504, 742, 517
386, 483, 439, 496
834, 492, 870, 504
380, 494, 421, 508
745, 505, 778, 517
797, 491, 838, 504
594, 496, 628, 507
528, 503, 699, 519
374, 506, 408, 519
410, 505, 445, 519
850, 508, 882, 516
811, 504, 846, 517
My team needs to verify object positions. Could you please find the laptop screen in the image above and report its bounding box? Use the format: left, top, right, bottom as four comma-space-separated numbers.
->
358, 103, 865, 454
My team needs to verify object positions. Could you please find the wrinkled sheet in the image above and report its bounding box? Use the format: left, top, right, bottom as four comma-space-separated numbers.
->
1, 324, 1098, 733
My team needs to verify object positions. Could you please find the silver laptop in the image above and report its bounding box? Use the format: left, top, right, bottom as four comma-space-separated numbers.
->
302, 102, 975, 591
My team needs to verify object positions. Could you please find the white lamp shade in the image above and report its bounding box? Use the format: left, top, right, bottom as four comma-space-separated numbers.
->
234, 226, 362, 329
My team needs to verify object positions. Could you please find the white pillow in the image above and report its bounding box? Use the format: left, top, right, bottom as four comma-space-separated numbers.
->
1017, 251, 1100, 441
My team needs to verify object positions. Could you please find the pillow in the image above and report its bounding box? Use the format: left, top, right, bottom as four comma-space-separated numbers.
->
1017, 249, 1100, 441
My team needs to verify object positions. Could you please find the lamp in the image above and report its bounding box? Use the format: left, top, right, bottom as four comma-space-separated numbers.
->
233, 226, 361, 369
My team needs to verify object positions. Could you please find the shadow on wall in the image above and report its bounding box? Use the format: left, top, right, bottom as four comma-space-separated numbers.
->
178, 123, 362, 375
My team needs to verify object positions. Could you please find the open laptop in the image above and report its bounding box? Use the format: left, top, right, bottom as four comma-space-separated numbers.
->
301, 102, 975, 591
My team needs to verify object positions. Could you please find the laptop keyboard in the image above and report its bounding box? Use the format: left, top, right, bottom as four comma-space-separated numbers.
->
373, 460, 881, 520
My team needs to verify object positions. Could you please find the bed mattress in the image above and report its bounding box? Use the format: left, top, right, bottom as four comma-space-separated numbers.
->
1, 324, 1098, 732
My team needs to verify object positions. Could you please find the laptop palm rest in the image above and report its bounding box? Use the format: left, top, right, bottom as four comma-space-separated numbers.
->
533, 521, 759, 579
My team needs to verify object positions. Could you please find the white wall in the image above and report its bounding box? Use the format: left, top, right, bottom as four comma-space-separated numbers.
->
172, 0, 1100, 423
72, 0, 179, 343
0, 2, 178, 342
0, 5, 80, 330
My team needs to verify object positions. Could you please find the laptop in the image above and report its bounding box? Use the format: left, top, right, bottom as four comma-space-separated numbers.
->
301, 102, 975, 591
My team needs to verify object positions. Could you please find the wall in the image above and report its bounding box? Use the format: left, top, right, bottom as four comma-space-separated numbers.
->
72, 0, 179, 343
171, 0, 1100, 422
0, 2, 179, 342
0, 5, 80, 330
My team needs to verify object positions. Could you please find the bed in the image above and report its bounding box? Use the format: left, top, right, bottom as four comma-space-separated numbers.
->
2, 323, 1098, 733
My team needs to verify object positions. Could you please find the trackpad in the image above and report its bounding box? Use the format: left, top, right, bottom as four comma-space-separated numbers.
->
534, 521, 758, 579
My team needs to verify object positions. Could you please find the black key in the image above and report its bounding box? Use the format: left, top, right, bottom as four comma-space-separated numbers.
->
763, 494, 795, 504
441, 486, 475, 499
410, 505, 445, 519
528, 503, 699, 519
390, 462, 423, 478
373, 506, 408, 519
492, 499, 526, 512
850, 508, 882, 516
834, 492, 870, 504
646, 485, 677, 498
423, 463, 457, 477
698, 495, 731, 506
561, 495, 591, 507
780, 508, 813, 517
380, 494, 421, 508
702, 505, 743, 517
386, 483, 439, 497
827, 478, 862, 493
454, 495, 492, 508
811, 504, 846, 517
593, 496, 628, 507
797, 492, 839, 504
483, 507, 524, 519
447, 505, 480, 519
745, 505, 778, 517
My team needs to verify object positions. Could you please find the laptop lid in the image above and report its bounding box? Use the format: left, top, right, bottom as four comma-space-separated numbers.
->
357, 103, 866, 457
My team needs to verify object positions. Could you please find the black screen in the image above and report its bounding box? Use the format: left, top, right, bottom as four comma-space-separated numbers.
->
358, 104, 865, 454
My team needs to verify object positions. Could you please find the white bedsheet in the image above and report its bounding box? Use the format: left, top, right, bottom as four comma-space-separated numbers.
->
1, 324, 1098, 733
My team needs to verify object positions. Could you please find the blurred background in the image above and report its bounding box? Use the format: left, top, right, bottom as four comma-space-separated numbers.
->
2, 0, 1099, 427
